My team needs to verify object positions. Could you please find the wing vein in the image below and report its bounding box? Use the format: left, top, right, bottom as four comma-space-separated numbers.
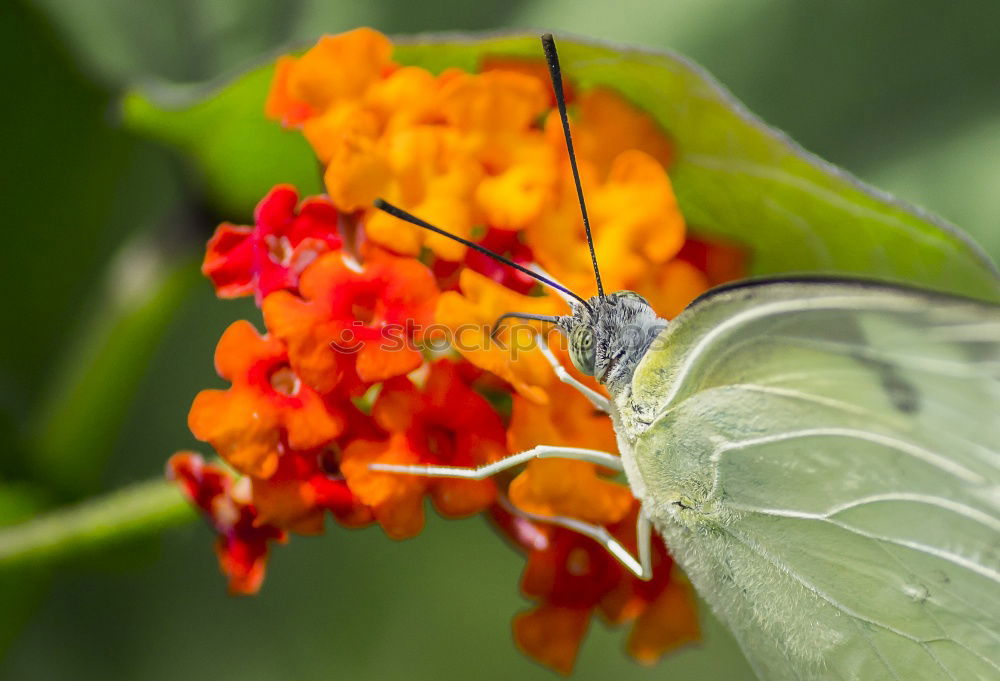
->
712, 428, 986, 484
727, 504, 1000, 584
851, 617, 904, 681
722, 525, 925, 643
664, 296, 929, 408
766, 333, 1000, 378
722, 383, 999, 472
867, 538, 1000, 673
722, 525, 1000, 674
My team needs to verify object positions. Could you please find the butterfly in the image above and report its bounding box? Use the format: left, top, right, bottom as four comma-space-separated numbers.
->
372, 34, 1000, 681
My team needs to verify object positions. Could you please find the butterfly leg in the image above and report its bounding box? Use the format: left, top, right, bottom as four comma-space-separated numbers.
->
536, 334, 612, 413
370, 445, 623, 478
501, 496, 654, 580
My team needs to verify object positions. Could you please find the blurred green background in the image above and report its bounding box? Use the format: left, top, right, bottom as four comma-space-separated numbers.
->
2, 1, 998, 679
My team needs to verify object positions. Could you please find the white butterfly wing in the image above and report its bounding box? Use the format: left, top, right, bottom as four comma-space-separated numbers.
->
624, 280, 1000, 681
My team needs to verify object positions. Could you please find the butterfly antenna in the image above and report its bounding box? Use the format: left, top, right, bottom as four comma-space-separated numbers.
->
489, 312, 562, 340
373, 199, 592, 311
541, 33, 604, 298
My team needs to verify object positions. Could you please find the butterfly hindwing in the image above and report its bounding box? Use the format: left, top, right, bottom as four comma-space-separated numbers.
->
621, 279, 1000, 681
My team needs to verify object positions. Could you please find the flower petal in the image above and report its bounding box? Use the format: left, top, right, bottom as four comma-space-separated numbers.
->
509, 459, 633, 525
340, 435, 426, 539
512, 604, 591, 675
626, 573, 701, 665
263, 251, 438, 392
435, 269, 561, 403
167, 453, 286, 595
287, 28, 393, 112
192, 321, 343, 477
202, 186, 341, 303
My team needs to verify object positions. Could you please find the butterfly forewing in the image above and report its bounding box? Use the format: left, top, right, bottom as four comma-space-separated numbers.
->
620, 279, 1000, 681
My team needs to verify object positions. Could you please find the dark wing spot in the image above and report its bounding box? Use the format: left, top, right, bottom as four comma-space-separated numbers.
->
814, 312, 921, 414
876, 362, 921, 414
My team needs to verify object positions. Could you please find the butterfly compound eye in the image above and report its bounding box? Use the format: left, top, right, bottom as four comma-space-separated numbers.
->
569, 325, 597, 376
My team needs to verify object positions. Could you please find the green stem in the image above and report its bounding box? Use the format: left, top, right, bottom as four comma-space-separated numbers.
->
0, 478, 196, 569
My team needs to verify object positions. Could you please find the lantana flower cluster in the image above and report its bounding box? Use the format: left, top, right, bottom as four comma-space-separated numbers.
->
169, 27, 742, 673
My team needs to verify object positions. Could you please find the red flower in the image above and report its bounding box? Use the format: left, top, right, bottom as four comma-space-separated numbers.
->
167, 452, 286, 595
380, 360, 507, 516
250, 445, 370, 535
490, 502, 698, 673
340, 359, 507, 537
203, 185, 342, 303
263, 249, 438, 391
188, 320, 345, 478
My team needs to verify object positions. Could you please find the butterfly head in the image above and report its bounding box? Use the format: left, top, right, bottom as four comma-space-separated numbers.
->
561, 291, 666, 390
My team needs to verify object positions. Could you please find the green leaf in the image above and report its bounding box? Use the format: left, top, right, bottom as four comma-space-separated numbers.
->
29, 247, 201, 498
122, 65, 322, 221
124, 31, 1000, 301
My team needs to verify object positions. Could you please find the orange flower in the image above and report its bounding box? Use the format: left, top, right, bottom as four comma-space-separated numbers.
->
508, 458, 633, 526
265, 29, 397, 212
555, 86, 674, 179
499, 373, 700, 671
263, 250, 438, 392
507, 379, 632, 524
513, 526, 621, 674
602, 508, 701, 664
436, 269, 562, 403
340, 434, 427, 539
188, 320, 345, 478
591, 150, 686, 276
437, 69, 548, 133
269, 36, 569, 256
264, 57, 315, 126
380, 360, 507, 515
301, 101, 382, 166
479, 55, 574, 107
507, 372, 617, 453
513, 604, 591, 675
320, 128, 393, 212
634, 258, 710, 320
266, 28, 393, 120
527, 149, 686, 299
435, 70, 556, 230
627, 572, 701, 665
362, 125, 483, 258
476, 155, 557, 232
364, 66, 440, 132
